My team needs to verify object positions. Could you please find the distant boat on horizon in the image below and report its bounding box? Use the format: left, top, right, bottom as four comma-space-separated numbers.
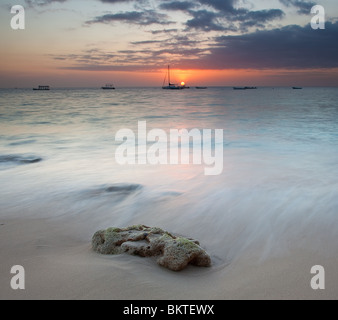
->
33, 85, 50, 91
162, 65, 188, 90
292, 87, 303, 90
101, 84, 115, 90
196, 87, 208, 90
233, 86, 257, 90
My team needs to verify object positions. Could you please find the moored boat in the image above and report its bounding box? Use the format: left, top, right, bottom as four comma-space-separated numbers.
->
33, 85, 50, 91
233, 86, 257, 90
101, 84, 115, 90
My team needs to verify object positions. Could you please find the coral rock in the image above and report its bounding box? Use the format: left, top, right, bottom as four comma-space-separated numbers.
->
92, 225, 211, 271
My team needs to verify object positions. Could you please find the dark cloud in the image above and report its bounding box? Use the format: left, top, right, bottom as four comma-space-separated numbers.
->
279, 0, 316, 15
131, 35, 203, 48
99, 0, 134, 3
53, 22, 338, 72
159, 1, 197, 11
86, 10, 173, 26
25, 0, 66, 5
189, 22, 338, 69
83, 0, 286, 34
98, 0, 153, 8
61, 65, 151, 72
198, 0, 236, 13
185, 7, 284, 32
235, 9, 285, 31
186, 10, 228, 31
52, 34, 210, 72
150, 29, 178, 34
47, 0, 337, 74
237, 9, 285, 23
131, 40, 164, 45
154, 1, 285, 33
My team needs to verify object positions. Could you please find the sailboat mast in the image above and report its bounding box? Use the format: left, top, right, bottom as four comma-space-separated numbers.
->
168, 65, 170, 85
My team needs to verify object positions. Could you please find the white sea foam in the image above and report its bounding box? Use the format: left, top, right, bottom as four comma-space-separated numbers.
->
1, 87, 338, 263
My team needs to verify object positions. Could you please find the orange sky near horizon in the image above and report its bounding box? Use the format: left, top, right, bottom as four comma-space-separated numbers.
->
2, 66, 338, 88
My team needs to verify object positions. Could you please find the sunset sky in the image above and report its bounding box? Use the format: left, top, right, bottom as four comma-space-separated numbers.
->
1, 0, 338, 87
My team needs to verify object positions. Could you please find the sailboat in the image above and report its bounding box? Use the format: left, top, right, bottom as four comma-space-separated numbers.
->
162, 65, 186, 90
101, 84, 115, 90
33, 85, 50, 91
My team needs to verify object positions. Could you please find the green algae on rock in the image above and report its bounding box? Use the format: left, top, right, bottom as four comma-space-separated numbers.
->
92, 225, 211, 271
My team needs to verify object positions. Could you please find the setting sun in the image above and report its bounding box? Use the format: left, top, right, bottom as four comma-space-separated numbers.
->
181, 82, 185, 86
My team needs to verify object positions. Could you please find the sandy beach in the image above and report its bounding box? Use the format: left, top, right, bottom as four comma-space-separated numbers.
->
1, 88, 338, 300
1, 216, 337, 300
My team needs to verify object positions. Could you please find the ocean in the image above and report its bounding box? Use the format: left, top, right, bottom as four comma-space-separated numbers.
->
1, 87, 338, 264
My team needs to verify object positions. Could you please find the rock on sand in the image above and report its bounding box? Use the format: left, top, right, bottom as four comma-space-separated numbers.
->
92, 225, 211, 271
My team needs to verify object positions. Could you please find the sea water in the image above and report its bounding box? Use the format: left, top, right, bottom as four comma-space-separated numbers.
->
1, 87, 338, 262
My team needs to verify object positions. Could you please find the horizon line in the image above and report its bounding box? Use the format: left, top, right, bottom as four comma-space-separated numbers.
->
1, 85, 338, 89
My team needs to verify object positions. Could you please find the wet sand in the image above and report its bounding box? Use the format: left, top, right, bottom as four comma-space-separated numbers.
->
1, 217, 337, 300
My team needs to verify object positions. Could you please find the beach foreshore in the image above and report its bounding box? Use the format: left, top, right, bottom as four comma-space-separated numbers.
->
0, 217, 337, 300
